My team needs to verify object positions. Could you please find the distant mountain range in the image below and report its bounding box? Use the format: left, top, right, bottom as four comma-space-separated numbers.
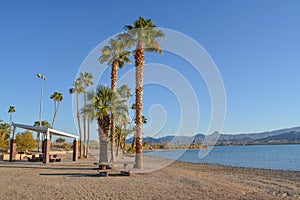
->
127, 126, 300, 146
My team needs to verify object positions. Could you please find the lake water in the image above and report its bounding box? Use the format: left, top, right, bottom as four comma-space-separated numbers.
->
144, 144, 300, 171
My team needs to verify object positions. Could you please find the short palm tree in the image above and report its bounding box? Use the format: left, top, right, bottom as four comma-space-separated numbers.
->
99, 38, 131, 162
116, 85, 132, 156
0, 122, 10, 149
8, 106, 16, 126
118, 85, 132, 100
115, 113, 129, 157
50, 92, 64, 128
82, 86, 127, 163
34, 120, 50, 128
70, 80, 85, 158
78, 72, 94, 157
124, 17, 165, 168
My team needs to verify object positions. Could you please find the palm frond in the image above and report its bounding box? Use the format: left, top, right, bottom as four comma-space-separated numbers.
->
124, 25, 133, 30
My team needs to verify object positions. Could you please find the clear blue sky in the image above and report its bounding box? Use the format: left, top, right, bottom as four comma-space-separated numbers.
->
0, 0, 300, 140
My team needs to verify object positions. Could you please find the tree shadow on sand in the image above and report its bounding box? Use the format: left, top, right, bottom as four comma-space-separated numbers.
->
40, 172, 126, 177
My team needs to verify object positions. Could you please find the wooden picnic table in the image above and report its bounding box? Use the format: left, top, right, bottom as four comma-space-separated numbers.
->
49, 154, 61, 162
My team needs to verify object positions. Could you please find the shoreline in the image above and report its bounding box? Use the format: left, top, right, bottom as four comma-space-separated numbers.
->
215, 142, 300, 146
145, 155, 300, 173
142, 145, 300, 172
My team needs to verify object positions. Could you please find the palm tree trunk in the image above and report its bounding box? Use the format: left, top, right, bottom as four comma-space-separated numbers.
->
51, 102, 60, 129
129, 114, 136, 149
10, 112, 12, 126
51, 102, 59, 142
110, 60, 118, 162
51, 101, 56, 128
134, 41, 145, 169
86, 116, 90, 158
131, 135, 136, 149
76, 93, 83, 158
115, 131, 121, 157
98, 117, 109, 163
110, 117, 116, 162
83, 93, 87, 157
123, 135, 126, 152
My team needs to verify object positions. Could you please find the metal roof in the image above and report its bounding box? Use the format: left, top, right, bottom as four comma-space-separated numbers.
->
12, 123, 79, 139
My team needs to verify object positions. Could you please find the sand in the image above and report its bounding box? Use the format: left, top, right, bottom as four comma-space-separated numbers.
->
0, 153, 299, 200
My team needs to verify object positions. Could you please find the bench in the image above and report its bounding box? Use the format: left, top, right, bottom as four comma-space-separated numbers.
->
93, 162, 108, 170
93, 163, 109, 176
93, 161, 135, 176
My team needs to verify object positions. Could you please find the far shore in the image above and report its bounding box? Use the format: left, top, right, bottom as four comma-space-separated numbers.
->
215, 142, 300, 146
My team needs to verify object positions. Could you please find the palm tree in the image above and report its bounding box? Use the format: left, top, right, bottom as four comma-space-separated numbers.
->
8, 106, 16, 127
50, 92, 64, 129
69, 80, 85, 158
78, 72, 94, 158
118, 85, 132, 100
81, 96, 94, 158
34, 120, 50, 128
99, 38, 131, 162
82, 86, 127, 163
124, 16, 165, 168
115, 85, 132, 156
0, 122, 10, 149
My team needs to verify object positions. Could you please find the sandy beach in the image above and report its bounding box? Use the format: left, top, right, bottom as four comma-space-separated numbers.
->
0, 153, 299, 200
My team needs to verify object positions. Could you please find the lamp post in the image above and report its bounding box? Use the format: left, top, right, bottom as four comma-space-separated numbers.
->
37, 73, 46, 151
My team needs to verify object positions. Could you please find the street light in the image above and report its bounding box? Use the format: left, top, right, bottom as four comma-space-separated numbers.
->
36, 73, 46, 152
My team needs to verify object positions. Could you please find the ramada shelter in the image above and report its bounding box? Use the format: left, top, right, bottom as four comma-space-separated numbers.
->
9, 123, 78, 164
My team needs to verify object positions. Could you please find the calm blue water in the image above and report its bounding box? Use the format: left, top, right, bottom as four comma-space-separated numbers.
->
144, 144, 300, 171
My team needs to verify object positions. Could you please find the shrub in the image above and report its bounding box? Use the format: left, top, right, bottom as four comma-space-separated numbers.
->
16, 131, 36, 151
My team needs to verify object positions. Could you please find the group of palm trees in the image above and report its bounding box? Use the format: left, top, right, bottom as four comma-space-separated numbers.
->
3, 17, 164, 169
6, 93, 64, 130
80, 17, 164, 168
1, 93, 63, 151
69, 72, 94, 158
4, 93, 64, 147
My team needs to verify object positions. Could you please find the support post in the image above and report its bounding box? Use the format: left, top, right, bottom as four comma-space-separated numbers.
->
43, 130, 50, 164
73, 139, 78, 161
41, 139, 45, 153
9, 126, 17, 162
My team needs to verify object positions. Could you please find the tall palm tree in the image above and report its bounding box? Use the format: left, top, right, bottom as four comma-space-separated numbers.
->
99, 38, 131, 162
50, 92, 64, 129
124, 17, 165, 168
8, 106, 16, 127
81, 95, 94, 158
82, 86, 127, 163
69, 80, 85, 158
78, 72, 94, 158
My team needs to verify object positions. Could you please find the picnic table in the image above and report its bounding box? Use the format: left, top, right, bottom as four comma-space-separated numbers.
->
93, 161, 135, 177
27, 154, 42, 162
49, 154, 61, 162
18, 151, 24, 161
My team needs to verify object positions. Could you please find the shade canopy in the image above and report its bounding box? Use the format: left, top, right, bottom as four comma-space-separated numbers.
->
12, 123, 79, 139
